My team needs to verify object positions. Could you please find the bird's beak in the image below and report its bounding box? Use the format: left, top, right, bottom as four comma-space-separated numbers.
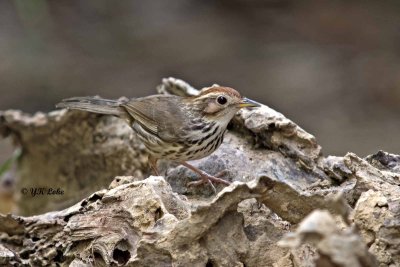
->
238, 97, 261, 108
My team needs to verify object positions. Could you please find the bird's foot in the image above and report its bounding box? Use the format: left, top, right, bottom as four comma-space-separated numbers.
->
187, 171, 230, 193
180, 162, 230, 193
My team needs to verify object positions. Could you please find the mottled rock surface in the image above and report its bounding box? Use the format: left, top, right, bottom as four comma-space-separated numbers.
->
0, 78, 399, 266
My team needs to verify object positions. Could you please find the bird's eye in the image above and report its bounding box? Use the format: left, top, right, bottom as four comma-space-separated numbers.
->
216, 96, 227, 105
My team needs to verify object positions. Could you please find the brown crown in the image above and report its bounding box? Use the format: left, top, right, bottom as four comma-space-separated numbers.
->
198, 86, 242, 99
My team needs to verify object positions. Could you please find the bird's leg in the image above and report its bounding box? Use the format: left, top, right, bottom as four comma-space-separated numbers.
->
214, 169, 229, 178
180, 161, 231, 191
148, 156, 160, 176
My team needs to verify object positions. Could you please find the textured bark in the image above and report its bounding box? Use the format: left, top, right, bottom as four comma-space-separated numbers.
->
0, 78, 399, 266
0, 109, 149, 215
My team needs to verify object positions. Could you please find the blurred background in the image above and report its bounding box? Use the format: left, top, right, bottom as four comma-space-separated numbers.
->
1, 0, 400, 158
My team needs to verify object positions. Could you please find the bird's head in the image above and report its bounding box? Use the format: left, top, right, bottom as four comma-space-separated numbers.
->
187, 86, 260, 123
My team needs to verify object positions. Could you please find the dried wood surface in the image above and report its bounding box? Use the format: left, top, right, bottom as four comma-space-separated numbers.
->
0, 78, 399, 266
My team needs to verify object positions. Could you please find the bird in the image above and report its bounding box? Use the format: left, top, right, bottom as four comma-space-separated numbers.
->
56, 86, 260, 190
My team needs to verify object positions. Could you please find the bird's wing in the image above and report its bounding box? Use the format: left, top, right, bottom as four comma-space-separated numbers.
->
121, 95, 187, 142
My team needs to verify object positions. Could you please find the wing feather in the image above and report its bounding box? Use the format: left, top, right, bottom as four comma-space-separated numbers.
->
121, 95, 186, 142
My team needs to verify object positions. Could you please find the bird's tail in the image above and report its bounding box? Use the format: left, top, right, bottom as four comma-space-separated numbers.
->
56, 96, 126, 116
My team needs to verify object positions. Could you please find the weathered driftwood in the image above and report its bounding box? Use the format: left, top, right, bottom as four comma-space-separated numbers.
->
0, 78, 399, 266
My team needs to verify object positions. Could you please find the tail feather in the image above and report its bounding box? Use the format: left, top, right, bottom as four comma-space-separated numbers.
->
56, 96, 125, 116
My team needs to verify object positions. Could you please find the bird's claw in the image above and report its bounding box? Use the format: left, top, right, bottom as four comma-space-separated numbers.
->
214, 169, 229, 178
187, 173, 230, 194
